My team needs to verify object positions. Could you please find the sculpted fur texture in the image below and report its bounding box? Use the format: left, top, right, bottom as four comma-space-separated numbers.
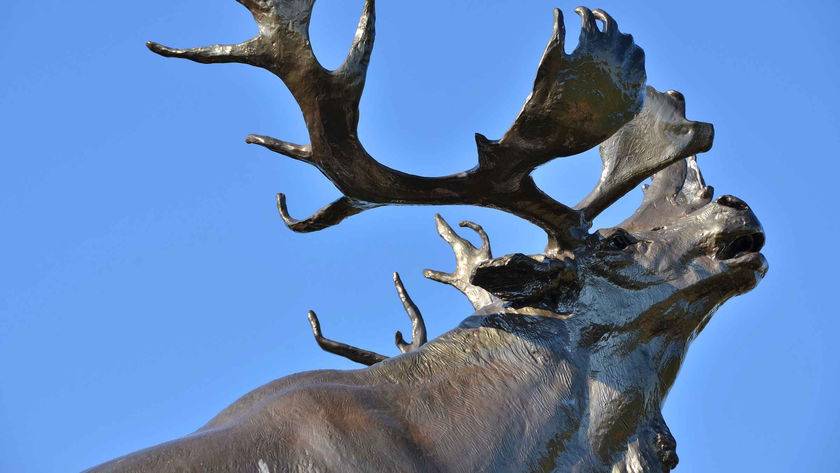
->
86, 2, 767, 472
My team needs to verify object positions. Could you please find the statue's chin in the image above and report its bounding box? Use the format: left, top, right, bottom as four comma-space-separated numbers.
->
725, 251, 767, 272
724, 252, 768, 293
679, 253, 767, 307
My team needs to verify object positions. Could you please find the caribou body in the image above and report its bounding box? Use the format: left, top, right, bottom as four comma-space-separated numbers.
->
86, 2, 767, 472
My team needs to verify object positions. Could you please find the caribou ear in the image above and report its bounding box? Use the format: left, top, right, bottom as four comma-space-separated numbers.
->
470, 254, 577, 307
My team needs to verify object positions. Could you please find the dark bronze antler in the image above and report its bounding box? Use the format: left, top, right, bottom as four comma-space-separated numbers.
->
423, 215, 497, 310
576, 88, 714, 221
306, 272, 427, 366
147, 1, 650, 253
148, 0, 717, 360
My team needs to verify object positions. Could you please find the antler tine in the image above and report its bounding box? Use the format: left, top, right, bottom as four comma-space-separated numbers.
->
306, 310, 388, 366
459, 220, 491, 254
392, 273, 427, 354
148, 0, 323, 75
275, 194, 372, 233
424, 215, 497, 310
575, 87, 715, 222
339, 0, 376, 82
621, 156, 714, 232
146, 37, 264, 66
245, 135, 313, 163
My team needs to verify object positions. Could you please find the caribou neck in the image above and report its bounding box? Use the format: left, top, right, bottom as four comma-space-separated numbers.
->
365, 311, 679, 471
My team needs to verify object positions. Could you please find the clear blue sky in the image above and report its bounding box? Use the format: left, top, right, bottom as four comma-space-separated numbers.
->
1, 1, 838, 471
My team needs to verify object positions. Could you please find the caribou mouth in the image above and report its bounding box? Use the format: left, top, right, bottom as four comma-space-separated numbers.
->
716, 232, 765, 260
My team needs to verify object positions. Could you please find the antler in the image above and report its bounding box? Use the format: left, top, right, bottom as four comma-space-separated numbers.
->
306, 272, 427, 366
496, 8, 646, 163
307, 310, 387, 366
424, 215, 498, 310
575, 87, 715, 222
621, 156, 714, 232
393, 273, 427, 353
148, 3, 648, 253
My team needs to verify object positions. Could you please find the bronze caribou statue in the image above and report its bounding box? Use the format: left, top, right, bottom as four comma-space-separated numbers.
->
86, 1, 767, 472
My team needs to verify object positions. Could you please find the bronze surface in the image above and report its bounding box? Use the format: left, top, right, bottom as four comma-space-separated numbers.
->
85, 2, 767, 472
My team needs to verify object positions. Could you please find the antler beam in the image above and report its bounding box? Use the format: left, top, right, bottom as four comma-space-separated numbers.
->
148, 2, 649, 253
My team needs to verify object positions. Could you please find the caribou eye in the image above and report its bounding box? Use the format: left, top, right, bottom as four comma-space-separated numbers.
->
606, 231, 635, 250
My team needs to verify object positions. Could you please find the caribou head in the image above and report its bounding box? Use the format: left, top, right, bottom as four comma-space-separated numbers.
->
84, 2, 767, 472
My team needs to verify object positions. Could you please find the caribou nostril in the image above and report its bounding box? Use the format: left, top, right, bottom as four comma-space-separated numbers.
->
717, 194, 749, 211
